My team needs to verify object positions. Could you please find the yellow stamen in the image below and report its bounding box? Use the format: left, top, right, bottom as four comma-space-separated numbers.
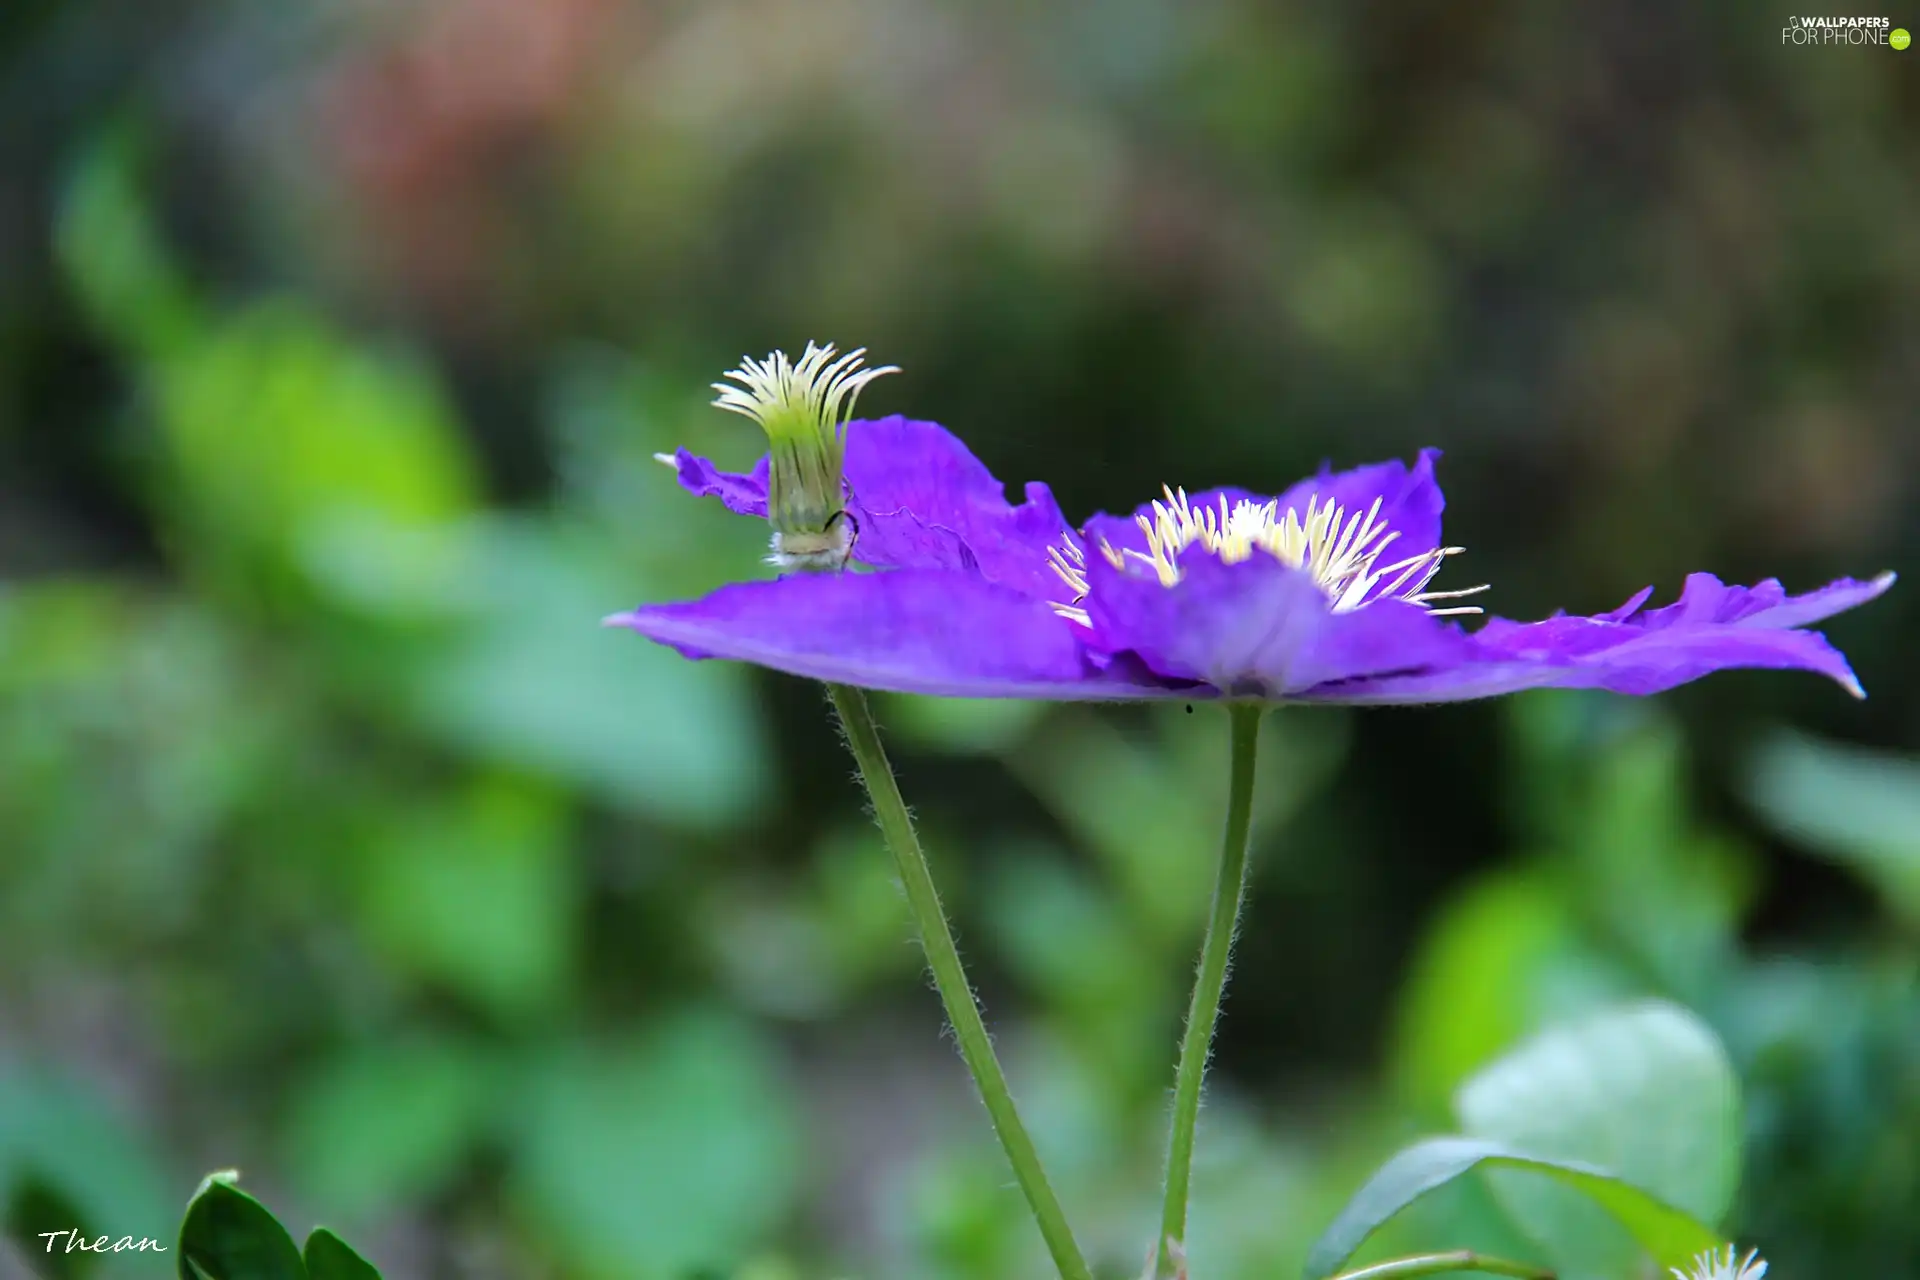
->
1046, 542, 1094, 626
1045, 486, 1489, 625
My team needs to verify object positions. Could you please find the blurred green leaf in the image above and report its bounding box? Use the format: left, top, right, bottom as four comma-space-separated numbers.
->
302, 1229, 381, 1280
0, 585, 282, 961
1569, 718, 1749, 995
542, 347, 765, 574
810, 825, 917, 985
411, 520, 770, 823
1182, 1123, 1333, 1280
282, 1036, 494, 1221
1718, 959, 1920, 1276
59, 127, 481, 602
985, 851, 1169, 1092
1509, 695, 1749, 996
176, 1176, 303, 1280
1505, 693, 1652, 849
150, 302, 479, 588
1389, 868, 1608, 1117
1454, 1001, 1740, 1279
1013, 707, 1214, 939
1343, 1152, 1544, 1276
1010, 705, 1341, 947
358, 777, 574, 1021
988, 852, 1159, 1015
904, 1146, 1029, 1280
1303, 1137, 1721, 1280
878, 694, 1046, 755
701, 886, 844, 1020
510, 1010, 799, 1278
1746, 730, 1920, 925
56, 125, 200, 358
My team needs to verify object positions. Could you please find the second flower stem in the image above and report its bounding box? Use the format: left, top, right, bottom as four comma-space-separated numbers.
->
1156, 702, 1264, 1278
826, 682, 1093, 1280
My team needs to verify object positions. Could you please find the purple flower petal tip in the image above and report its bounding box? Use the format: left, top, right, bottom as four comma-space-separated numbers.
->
1312, 570, 1893, 704
662, 446, 770, 517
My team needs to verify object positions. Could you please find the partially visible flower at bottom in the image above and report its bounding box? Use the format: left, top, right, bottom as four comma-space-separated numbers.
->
611, 411, 1894, 705
1673, 1246, 1767, 1280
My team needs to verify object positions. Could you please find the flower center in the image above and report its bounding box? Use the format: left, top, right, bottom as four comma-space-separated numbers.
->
1047, 486, 1489, 626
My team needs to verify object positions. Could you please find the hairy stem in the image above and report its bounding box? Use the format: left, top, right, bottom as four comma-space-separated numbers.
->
826, 682, 1092, 1280
1156, 702, 1264, 1277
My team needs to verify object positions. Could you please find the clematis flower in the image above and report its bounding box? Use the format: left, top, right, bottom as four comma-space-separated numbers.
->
610, 365, 1892, 704
1672, 1246, 1767, 1280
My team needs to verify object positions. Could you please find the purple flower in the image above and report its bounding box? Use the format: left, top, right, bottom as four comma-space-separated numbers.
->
610, 415, 1893, 703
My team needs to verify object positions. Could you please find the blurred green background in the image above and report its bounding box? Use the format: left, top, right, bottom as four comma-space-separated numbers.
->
2, 2, 1917, 1277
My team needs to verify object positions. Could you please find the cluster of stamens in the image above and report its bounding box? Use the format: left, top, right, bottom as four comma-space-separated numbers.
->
709, 343, 898, 441
698, 342, 898, 570
1047, 487, 1490, 626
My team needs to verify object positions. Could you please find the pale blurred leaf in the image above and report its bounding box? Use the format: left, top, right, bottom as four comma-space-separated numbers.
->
412, 520, 770, 824
1454, 1001, 1741, 1280
1304, 1137, 1721, 1280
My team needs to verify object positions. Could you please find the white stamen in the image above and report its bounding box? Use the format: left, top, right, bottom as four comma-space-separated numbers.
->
1045, 484, 1489, 626
1670, 1246, 1767, 1280
712, 342, 898, 435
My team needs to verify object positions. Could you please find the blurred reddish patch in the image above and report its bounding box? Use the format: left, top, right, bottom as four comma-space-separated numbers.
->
317, 0, 623, 314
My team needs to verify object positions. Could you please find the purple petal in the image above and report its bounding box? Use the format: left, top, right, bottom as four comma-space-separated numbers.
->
1294, 573, 1892, 704
1080, 547, 1471, 697
662, 418, 1073, 595
1595, 587, 1655, 622
1307, 627, 1865, 703
663, 448, 769, 517
1632, 570, 1896, 631
843, 416, 1074, 598
607, 569, 1202, 700
1273, 447, 1448, 568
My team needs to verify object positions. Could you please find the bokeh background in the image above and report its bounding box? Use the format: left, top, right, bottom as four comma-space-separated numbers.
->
3, 2, 1918, 1277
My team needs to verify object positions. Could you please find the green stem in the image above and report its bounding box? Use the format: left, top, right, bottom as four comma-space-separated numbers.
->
1156, 702, 1265, 1277
825, 683, 1093, 1280
1326, 1251, 1556, 1280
